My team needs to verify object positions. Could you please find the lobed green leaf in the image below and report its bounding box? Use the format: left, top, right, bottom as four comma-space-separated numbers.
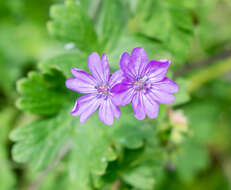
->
16, 69, 68, 115
48, 0, 99, 53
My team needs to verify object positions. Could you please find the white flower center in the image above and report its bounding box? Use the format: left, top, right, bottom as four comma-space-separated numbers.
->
96, 84, 110, 98
134, 76, 150, 91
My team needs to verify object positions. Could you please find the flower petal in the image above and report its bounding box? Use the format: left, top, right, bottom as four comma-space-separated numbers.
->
98, 99, 118, 125
131, 47, 149, 63
112, 82, 134, 106
88, 52, 110, 83
144, 60, 171, 82
71, 94, 101, 123
101, 53, 110, 81
111, 103, 121, 119
149, 89, 175, 104
132, 92, 146, 120
152, 77, 179, 93
131, 47, 149, 76
66, 68, 97, 93
120, 52, 135, 79
143, 93, 159, 118
109, 69, 124, 87
111, 78, 132, 93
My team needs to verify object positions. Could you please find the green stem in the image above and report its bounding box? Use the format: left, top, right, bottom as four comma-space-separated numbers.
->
187, 57, 231, 93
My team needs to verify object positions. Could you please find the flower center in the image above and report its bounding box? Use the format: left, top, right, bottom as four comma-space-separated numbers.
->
96, 84, 110, 98
134, 76, 150, 91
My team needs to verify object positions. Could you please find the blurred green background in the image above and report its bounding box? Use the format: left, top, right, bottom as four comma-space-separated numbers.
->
0, 0, 231, 190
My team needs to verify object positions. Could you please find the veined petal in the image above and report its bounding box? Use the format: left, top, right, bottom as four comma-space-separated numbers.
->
152, 77, 179, 93
131, 47, 148, 63
120, 52, 135, 79
132, 92, 146, 120
131, 47, 149, 76
143, 93, 159, 119
109, 69, 124, 87
112, 83, 134, 106
101, 53, 110, 81
88, 52, 110, 83
71, 68, 96, 83
66, 68, 97, 93
111, 103, 121, 119
71, 94, 101, 123
98, 99, 119, 125
149, 89, 175, 104
144, 60, 171, 82
111, 78, 132, 93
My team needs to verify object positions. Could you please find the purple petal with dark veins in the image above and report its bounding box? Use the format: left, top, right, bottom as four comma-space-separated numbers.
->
132, 92, 146, 120
120, 52, 136, 79
111, 81, 134, 106
148, 89, 175, 104
98, 99, 120, 125
143, 93, 159, 118
152, 77, 179, 93
131, 47, 149, 76
66, 68, 97, 93
144, 60, 171, 82
109, 69, 124, 87
71, 94, 101, 123
88, 52, 110, 83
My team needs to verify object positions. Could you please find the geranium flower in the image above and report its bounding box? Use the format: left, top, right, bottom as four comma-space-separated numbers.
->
66, 52, 122, 125
111, 47, 178, 120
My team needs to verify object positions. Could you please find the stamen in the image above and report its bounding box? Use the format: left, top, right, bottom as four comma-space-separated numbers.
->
134, 76, 150, 91
96, 83, 111, 99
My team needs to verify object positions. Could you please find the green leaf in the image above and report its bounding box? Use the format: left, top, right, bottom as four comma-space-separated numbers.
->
122, 165, 156, 190
66, 108, 159, 189
121, 145, 164, 190
133, 0, 194, 63
67, 122, 117, 190
10, 111, 117, 189
95, 0, 128, 52
11, 102, 160, 189
111, 107, 154, 149
16, 69, 68, 115
48, 0, 98, 53
39, 52, 88, 78
10, 108, 76, 170
109, 34, 168, 70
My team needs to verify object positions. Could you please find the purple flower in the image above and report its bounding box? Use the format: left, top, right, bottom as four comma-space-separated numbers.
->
111, 47, 178, 120
66, 52, 123, 125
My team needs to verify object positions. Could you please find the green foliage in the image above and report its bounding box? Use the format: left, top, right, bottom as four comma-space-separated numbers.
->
172, 78, 191, 106
10, 109, 75, 170
39, 52, 88, 77
48, 0, 98, 53
94, 0, 128, 52
109, 34, 167, 70
130, 0, 194, 63
16, 69, 68, 115
0, 0, 231, 189
121, 146, 164, 190
0, 108, 16, 190
175, 140, 210, 181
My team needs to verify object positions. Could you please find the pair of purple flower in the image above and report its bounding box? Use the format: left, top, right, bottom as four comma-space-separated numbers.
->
66, 47, 178, 125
